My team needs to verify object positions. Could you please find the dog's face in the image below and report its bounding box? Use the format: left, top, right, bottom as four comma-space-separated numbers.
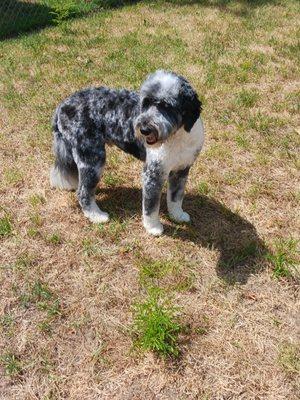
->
134, 70, 202, 146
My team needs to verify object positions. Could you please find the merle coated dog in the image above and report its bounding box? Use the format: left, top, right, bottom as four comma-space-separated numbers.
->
50, 70, 204, 235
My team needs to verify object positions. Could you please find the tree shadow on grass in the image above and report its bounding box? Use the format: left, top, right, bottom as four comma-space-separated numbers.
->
0, 1, 54, 39
99, 186, 268, 285
1, 0, 279, 40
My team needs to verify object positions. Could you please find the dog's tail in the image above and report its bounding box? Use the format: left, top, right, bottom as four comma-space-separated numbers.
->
50, 109, 78, 191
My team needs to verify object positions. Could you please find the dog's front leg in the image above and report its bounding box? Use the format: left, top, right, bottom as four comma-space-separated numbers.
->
142, 161, 165, 236
167, 166, 191, 223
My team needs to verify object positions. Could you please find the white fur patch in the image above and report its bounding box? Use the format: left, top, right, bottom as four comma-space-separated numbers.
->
50, 166, 78, 191
83, 201, 110, 224
155, 70, 179, 96
167, 193, 190, 223
146, 117, 205, 174
142, 70, 180, 100
143, 213, 164, 236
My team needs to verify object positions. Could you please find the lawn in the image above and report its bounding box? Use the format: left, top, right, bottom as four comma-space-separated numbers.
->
0, 0, 299, 399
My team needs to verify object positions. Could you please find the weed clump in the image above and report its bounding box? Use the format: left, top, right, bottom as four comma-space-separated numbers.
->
132, 288, 182, 358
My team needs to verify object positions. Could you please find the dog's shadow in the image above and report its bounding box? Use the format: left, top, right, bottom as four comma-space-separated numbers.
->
99, 186, 268, 285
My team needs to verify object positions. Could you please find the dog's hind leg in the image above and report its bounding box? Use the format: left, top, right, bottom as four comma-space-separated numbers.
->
167, 167, 190, 223
74, 148, 109, 224
50, 121, 78, 191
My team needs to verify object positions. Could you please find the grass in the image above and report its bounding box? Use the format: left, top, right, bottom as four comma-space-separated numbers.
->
0, 0, 300, 398
14, 253, 35, 270
0, 215, 12, 237
132, 288, 182, 357
137, 256, 196, 292
16, 281, 62, 335
0, 0, 110, 39
3, 168, 24, 186
103, 172, 124, 187
0, 313, 14, 329
138, 258, 178, 283
28, 194, 46, 207
47, 232, 61, 244
0, 353, 22, 377
278, 343, 300, 375
235, 89, 259, 108
267, 239, 299, 279
197, 181, 211, 196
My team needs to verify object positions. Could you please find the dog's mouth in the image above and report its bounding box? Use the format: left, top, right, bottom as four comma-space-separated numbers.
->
145, 132, 158, 145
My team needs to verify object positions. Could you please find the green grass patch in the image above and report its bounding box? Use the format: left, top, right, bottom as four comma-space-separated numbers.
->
14, 253, 35, 270
0, 215, 12, 237
247, 112, 284, 135
29, 212, 43, 228
103, 172, 124, 187
138, 258, 178, 284
234, 133, 250, 149
96, 218, 127, 241
235, 89, 259, 108
47, 232, 61, 245
246, 180, 275, 200
3, 168, 24, 186
136, 257, 195, 292
17, 281, 61, 332
267, 239, 299, 279
197, 181, 211, 196
278, 343, 300, 374
31, 280, 54, 302
28, 194, 46, 208
132, 288, 182, 358
0, 313, 14, 333
205, 143, 232, 162
0, 353, 22, 377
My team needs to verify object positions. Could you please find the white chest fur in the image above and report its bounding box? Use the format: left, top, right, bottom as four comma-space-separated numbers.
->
146, 117, 205, 174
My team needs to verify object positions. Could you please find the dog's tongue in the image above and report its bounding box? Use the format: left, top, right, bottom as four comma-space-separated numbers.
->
146, 133, 157, 144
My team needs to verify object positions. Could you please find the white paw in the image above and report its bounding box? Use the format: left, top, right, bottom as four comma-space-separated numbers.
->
143, 221, 164, 236
83, 205, 110, 224
88, 211, 110, 224
169, 210, 190, 223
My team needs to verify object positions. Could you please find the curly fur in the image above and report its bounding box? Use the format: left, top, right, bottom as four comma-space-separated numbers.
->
50, 70, 204, 235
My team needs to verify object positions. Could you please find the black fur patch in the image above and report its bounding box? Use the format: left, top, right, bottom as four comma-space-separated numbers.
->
179, 78, 202, 132
61, 104, 77, 119
169, 167, 190, 202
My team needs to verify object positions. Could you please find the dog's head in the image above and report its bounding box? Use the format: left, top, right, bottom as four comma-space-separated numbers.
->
134, 70, 202, 146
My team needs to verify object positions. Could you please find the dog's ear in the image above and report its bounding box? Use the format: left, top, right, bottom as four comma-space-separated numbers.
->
180, 79, 202, 132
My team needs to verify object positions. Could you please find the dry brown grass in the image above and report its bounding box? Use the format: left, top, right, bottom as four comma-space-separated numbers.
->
0, 1, 300, 399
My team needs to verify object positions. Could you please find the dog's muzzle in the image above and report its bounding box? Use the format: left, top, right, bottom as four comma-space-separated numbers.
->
140, 126, 159, 145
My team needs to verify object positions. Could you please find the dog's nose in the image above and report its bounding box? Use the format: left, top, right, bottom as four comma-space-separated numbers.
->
140, 127, 153, 136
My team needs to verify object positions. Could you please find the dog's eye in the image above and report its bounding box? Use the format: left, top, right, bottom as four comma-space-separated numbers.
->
157, 101, 171, 111
142, 98, 151, 109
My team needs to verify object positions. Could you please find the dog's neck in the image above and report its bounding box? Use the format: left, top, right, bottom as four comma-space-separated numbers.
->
145, 117, 204, 174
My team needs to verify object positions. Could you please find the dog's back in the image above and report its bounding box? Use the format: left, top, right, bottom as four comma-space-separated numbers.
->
50, 86, 146, 192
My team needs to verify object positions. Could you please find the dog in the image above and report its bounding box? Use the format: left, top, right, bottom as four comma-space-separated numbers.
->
50, 70, 204, 236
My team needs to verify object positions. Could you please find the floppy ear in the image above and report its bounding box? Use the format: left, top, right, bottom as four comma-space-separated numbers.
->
180, 79, 202, 132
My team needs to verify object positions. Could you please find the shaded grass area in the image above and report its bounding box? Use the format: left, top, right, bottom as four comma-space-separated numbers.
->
0, 0, 283, 39
0, 1, 52, 39
99, 186, 268, 284
0, 0, 113, 39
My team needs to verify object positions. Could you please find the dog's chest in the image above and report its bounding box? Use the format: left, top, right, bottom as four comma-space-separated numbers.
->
147, 117, 204, 173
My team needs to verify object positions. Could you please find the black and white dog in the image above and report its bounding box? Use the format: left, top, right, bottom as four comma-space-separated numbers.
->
50, 70, 204, 236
